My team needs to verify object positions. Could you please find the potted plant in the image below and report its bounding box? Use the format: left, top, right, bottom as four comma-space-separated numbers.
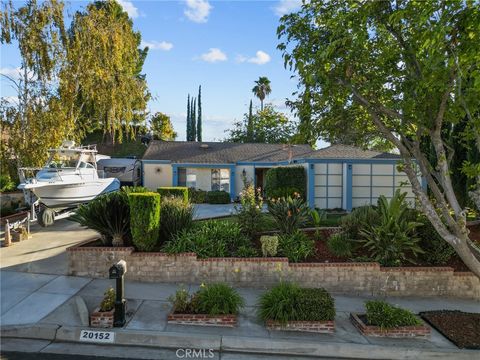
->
90, 288, 115, 328
258, 283, 335, 333
167, 283, 244, 327
350, 300, 430, 338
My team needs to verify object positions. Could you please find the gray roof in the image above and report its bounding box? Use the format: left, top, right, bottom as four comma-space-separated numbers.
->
142, 141, 400, 163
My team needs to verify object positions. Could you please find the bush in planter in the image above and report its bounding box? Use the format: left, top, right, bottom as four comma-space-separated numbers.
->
278, 231, 315, 263
158, 187, 189, 204
268, 195, 310, 235
100, 287, 115, 312
128, 192, 161, 251
365, 300, 422, 328
265, 166, 306, 199
189, 187, 207, 203
162, 220, 252, 258
207, 190, 231, 204
327, 232, 354, 257
160, 197, 195, 241
235, 183, 263, 239
258, 283, 335, 324
71, 192, 130, 247
168, 285, 191, 313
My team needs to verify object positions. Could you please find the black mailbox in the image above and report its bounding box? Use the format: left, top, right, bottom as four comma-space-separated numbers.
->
108, 260, 127, 327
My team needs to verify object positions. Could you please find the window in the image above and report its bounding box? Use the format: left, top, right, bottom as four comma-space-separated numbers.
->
211, 169, 230, 192
178, 168, 196, 188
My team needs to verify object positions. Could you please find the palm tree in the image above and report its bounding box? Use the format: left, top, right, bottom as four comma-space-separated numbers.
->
252, 76, 271, 111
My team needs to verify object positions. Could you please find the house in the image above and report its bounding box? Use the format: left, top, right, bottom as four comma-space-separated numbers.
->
141, 141, 421, 210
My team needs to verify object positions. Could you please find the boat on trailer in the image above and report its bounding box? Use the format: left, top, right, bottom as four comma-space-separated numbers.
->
18, 140, 120, 227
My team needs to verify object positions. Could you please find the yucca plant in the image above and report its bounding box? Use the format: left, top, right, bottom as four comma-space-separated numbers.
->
70, 192, 130, 247
268, 195, 310, 234
360, 190, 424, 266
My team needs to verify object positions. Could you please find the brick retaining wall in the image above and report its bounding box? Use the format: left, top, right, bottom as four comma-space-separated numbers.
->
67, 242, 480, 300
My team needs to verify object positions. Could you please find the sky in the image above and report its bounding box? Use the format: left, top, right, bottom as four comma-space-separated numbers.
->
1, 0, 328, 146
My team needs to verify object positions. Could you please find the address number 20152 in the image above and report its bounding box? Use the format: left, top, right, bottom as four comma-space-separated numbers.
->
79, 330, 115, 344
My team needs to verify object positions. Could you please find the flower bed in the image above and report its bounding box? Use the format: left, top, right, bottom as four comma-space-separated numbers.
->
419, 311, 480, 349
350, 313, 429, 338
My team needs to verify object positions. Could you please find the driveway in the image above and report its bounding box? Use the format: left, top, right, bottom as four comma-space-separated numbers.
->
193, 203, 237, 219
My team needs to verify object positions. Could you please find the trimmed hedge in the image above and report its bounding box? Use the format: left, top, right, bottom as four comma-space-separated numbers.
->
189, 187, 207, 203
258, 283, 335, 323
265, 167, 306, 199
128, 192, 161, 251
365, 300, 422, 328
157, 187, 189, 204
207, 190, 231, 204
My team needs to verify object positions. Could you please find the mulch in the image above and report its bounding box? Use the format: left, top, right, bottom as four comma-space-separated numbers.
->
419, 310, 480, 349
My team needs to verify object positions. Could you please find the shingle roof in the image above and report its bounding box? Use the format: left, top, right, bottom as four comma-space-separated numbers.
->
142, 141, 400, 163
306, 144, 401, 159
142, 141, 314, 163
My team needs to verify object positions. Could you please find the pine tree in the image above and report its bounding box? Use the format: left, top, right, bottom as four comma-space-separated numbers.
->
186, 94, 191, 141
192, 97, 197, 141
246, 99, 254, 142
197, 85, 202, 142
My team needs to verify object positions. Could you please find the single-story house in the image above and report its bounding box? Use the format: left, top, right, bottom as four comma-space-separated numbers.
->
141, 141, 422, 210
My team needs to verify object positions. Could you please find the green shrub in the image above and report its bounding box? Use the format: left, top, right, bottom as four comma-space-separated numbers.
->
265, 166, 306, 199
235, 184, 263, 238
268, 195, 310, 234
99, 288, 115, 312
168, 285, 191, 313
310, 209, 327, 240
162, 220, 252, 258
260, 235, 279, 257
71, 192, 130, 247
207, 190, 231, 204
365, 300, 422, 328
158, 187, 189, 204
196, 283, 245, 315
327, 232, 354, 257
267, 186, 302, 200
258, 283, 335, 323
417, 216, 456, 265
235, 245, 259, 257
128, 192, 161, 251
160, 197, 195, 241
340, 205, 380, 239
278, 231, 315, 262
0, 174, 16, 193
360, 190, 423, 266
121, 185, 149, 194
189, 187, 207, 203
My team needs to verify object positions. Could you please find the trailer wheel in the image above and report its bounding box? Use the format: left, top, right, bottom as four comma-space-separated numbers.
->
37, 206, 55, 227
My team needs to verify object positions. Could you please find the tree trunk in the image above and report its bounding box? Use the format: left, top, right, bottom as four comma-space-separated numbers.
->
451, 235, 480, 278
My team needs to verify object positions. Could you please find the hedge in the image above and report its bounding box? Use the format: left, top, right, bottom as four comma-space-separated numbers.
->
189, 187, 207, 203
365, 300, 422, 328
157, 187, 189, 204
128, 192, 161, 251
207, 190, 231, 204
265, 167, 306, 199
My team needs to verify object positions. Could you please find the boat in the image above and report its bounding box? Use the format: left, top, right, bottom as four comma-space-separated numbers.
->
18, 140, 120, 226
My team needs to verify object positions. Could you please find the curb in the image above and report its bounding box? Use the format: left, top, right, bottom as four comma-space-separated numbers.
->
2, 324, 479, 359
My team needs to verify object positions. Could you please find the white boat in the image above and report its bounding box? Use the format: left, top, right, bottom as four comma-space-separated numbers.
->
18, 141, 120, 225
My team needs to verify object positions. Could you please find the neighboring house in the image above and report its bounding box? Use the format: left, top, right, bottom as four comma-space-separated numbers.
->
141, 141, 421, 211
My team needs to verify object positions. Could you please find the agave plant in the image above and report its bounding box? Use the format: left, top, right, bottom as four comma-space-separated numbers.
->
360, 190, 424, 266
267, 195, 310, 234
70, 192, 130, 247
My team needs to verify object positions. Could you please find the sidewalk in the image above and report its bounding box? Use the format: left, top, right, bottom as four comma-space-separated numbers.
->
1, 270, 479, 359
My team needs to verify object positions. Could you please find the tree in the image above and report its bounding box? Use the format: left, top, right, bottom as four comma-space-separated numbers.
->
252, 76, 272, 111
150, 112, 177, 141
246, 100, 254, 142
186, 94, 191, 141
191, 97, 196, 141
60, 0, 150, 144
226, 104, 295, 144
278, 0, 480, 276
197, 85, 202, 142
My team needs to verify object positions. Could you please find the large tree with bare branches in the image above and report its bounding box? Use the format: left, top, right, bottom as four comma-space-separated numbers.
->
278, 0, 480, 276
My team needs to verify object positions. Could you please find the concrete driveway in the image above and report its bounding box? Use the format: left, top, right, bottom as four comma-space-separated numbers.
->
193, 203, 237, 219
0, 219, 96, 275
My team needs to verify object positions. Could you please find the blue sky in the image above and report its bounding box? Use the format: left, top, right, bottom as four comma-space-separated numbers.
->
1, 0, 325, 144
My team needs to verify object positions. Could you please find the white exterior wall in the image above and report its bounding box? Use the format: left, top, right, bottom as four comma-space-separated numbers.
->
142, 163, 173, 190
235, 165, 254, 196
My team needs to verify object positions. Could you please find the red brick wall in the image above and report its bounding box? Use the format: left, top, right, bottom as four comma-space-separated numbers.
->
266, 320, 335, 333
90, 308, 114, 328
167, 313, 237, 327
350, 313, 430, 338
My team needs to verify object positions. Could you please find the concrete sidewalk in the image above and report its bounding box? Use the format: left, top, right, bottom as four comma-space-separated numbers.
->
1, 270, 479, 359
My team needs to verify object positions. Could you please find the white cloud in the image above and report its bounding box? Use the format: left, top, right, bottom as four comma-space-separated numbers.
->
199, 48, 227, 63
141, 40, 173, 51
273, 0, 302, 16
0, 67, 21, 80
117, 0, 139, 19
184, 0, 212, 23
236, 51, 271, 65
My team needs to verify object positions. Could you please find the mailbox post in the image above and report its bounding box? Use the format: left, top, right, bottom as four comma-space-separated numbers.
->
109, 260, 127, 327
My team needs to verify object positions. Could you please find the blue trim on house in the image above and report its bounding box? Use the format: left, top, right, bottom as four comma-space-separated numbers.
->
172, 166, 178, 186
305, 158, 400, 164
236, 161, 292, 166
308, 163, 315, 209
142, 160, 172, 164
140, 161, 144, 186
172, 163, 234, 168
229, 165, 236, 200
326, 163, 329, 209
346, 163, 353, 211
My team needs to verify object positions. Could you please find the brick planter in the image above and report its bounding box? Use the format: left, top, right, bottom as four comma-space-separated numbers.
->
350, 313, 430, 338
90, 307, 114, 328
167, 313, 237, 327
266, 320, 335, 334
